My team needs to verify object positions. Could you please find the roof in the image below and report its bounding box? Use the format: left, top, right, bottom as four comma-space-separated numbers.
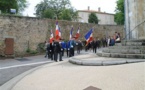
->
78, 10, 115, 15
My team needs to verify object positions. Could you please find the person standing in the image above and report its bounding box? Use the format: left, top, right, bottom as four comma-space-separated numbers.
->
69, 37, 76, 57
60, 39, 65, 56
53, 39, 62, 62
76, 40, 81, 54
66, 40, 70, 57
49, 41, 54, 60
92, 38, 98, 53
44, 41, 49, 58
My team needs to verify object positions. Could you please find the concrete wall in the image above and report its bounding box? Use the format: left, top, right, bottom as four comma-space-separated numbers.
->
78, 11, 116, 25
0, 15, 124, 56
125, 0, 145, 39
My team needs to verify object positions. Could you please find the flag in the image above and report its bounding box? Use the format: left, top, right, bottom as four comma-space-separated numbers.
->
70, 27, 73, 40
55, 21, 60, 40
84, 28, 93, 45
59, 26, 61, 38
75, 27, 80, 39
50, 29, 54, 43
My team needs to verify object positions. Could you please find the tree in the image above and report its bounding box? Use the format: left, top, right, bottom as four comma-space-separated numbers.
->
88, 13, 99, 24
0, 0, 28, 14
35, 0, 78, 21
114, 0, 124, 25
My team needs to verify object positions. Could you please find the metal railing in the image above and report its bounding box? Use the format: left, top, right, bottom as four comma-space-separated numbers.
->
122, 19, 145, 40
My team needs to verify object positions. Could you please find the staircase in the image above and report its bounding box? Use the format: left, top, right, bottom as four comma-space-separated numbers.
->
97, 40, 145, 59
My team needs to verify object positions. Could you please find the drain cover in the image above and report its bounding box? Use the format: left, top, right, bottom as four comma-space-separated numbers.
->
84, 86, 101, 90
16, 58, 30, 61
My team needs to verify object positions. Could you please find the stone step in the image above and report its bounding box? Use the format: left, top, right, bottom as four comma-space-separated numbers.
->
108, 46, 145, 49
97, 52, 145, 59
122, 42, 144, 46
115, 43, 122, 46
123, 39, 145, 42
102, 48, 145, 54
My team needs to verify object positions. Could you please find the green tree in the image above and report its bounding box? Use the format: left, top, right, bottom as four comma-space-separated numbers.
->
60, 9, 71, 20
42, 9, 55, 19
0, 0, 28, 14
88, 13, 99, 24
35, 0, 78, 21
114, 0, 124, 25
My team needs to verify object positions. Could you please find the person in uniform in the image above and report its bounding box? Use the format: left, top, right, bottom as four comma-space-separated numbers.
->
60, 39, 66, 56
69, 37, 76, 57
49, 41, 54, 60
92, 38, 98, 53
66, 40, 70, 57
75, 40, 81, 54
53, 39, 62, 62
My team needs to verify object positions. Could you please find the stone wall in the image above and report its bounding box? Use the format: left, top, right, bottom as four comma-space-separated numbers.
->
0, 15, 124, 56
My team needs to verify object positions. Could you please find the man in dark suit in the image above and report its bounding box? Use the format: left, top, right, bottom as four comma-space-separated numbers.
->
75, 40, 82, 54
53, 39, 62, 62
49, 42, 54, 60
92, 38, 98, 53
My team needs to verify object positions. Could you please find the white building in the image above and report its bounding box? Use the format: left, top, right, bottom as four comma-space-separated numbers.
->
78, 7, 116, 25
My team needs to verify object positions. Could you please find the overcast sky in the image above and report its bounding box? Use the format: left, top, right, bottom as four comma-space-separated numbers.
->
23, 0, 117, 17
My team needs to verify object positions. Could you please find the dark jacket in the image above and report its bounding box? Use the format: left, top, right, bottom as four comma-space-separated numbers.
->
53, 41, 61, 52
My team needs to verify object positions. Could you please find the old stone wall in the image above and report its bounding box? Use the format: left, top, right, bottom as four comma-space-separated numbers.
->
0, 15, 124, 56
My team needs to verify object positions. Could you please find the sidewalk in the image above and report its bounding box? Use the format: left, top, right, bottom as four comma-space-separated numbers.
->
1, 52, 145, 90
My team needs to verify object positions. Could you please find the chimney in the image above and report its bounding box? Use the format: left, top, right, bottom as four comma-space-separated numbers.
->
88, 6, 90, 10
98, 7, 101, 12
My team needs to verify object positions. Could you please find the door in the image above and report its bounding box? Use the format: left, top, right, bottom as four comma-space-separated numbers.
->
5, 38, 14, 55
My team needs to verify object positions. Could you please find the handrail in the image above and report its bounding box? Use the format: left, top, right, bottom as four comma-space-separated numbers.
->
122, 20, 145, 40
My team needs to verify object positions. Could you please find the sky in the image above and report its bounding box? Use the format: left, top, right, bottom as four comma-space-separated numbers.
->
23, 0, 117, 17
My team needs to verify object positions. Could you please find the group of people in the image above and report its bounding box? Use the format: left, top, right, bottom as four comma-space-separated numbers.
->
44, 37, 83, 62
107, 32, 121, 46
44, 32, 121, 61
85, 32, 121, 53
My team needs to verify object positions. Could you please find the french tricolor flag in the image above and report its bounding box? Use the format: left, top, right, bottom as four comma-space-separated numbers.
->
84, 28, 93, 45
50, 29, 54, 43
75, 27, 80, 39
59, 26, 61, 38
70, 27, 73, 40
55, 21, 61, 40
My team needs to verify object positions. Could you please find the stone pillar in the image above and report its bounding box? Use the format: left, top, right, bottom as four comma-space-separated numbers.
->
125, 0, 145, 40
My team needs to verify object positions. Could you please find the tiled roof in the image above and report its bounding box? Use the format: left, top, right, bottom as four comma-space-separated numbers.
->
78, 10, 115, 15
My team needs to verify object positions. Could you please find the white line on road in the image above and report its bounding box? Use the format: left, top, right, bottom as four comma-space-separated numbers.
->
0, 61, 52, 70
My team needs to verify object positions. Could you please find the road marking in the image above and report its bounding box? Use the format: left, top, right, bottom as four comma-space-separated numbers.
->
0, 61, 52, 70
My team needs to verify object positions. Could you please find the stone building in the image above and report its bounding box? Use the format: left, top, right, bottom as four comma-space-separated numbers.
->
78, 7, 116, 25
125, 0, 145, 40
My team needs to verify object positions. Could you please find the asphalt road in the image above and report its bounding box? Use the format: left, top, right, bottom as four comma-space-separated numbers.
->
0, 50, 94, 86
0, 55, 53, 86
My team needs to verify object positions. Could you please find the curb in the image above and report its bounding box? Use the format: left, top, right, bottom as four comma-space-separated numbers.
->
0, 60, 69, 90
0, 65, 45, 90
69, 58, 145, 66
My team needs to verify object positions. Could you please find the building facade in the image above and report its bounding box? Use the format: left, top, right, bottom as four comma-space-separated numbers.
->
78, 7, 116, 25
125, 0, 145, 40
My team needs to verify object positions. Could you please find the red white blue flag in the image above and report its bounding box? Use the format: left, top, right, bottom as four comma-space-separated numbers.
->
59, 26, 61, 38
55, 21, 61, 40
70, 26, 73, 40
84, 28, 93, 45
50, 29, 54, 43
75, 27, 80, 39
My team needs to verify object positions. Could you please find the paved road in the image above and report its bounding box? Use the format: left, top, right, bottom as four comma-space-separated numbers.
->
0, 50, 92, 86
